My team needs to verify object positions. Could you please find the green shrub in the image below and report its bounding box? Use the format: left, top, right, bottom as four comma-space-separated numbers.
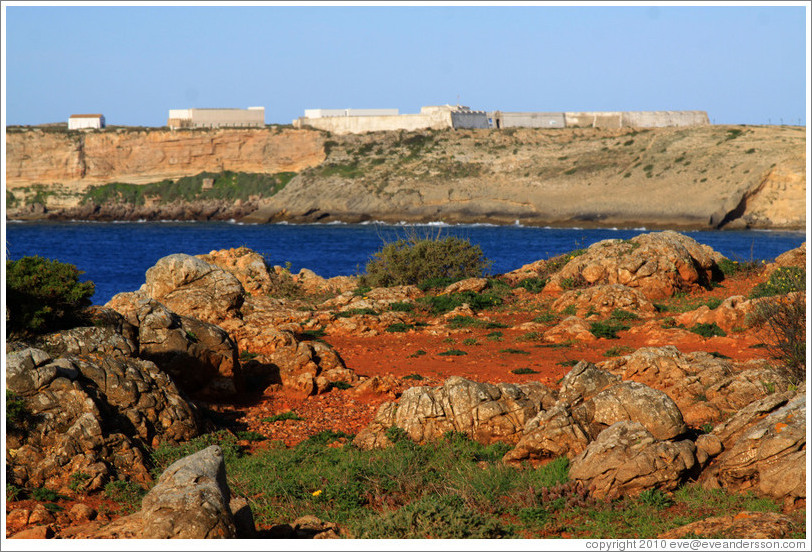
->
104, 480, 147, 511
500, 348, 530, 355
32, 487, 67, 502
417, 290, 503, 315
515, 277, 547, 293
589, 321, 630, 339
386, 323, 416, 333
388, 301, 415, 312
262, 411, 304, 423
336, 308, 379, 317
402, 372, 425, 379
361, 234, 491, 288
330, 381, 353, 390
749, 267, 805, 298
689, 323, 727, 338
68, 472, 91, 492
609, 309, 639, 321
637, 489, 675, 509
6, 256, 95, 336
236, 431, 267, 442
511, 368, 539, 375
438, 349, 467, 356
533, 311, 559, 324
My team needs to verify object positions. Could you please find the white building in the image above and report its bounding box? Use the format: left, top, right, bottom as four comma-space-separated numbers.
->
167, 107, 265, 129
293, 105, 489, 134
68, 114, 105, 130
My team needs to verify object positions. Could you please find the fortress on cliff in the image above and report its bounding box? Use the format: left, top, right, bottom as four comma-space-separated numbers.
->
293, 105, 710, 135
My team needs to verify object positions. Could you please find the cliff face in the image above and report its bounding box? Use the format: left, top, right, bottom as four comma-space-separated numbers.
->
5, 125, 806, 229
5, 127, 325, 188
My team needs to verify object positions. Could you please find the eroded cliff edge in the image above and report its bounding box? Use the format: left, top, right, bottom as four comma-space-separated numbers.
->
5, 125, 806, 229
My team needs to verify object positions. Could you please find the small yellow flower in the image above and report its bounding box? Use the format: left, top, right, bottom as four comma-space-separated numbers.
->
312, 490, 323, 497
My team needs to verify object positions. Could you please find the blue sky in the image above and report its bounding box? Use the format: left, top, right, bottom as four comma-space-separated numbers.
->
2, 2, 809, 126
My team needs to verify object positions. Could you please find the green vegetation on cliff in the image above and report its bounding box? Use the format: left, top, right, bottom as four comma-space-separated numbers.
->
81, 170, 296, 206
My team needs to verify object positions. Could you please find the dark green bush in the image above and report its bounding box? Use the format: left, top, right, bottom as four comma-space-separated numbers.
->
515, 277, 547, 293
361, 235, 492, 288
6, 256, 95, 336
589, 321, 630, 339
690, 323, 727, 338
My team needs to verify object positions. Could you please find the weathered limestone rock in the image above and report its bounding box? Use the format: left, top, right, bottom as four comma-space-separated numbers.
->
569, 421, 698, 500
544, 231, 724, 299
142, 253, 245, 324
657, 511, 800, 539
674, 295, 754, 333
353, 376, 555, 449
543, 316, 597, 343
502, 403, 592, 465
197, 246, 279, 296
557, 361, 622, 405
700, 393, 805, 508
551, 284, 657, 319
6, 341, 201, 491
575, 381, 687, 441
599, 346, 793, 426
503, 363, 686, 466
442, 277, 489, 294
127, 299, 242, 398
92, 446, 250, 538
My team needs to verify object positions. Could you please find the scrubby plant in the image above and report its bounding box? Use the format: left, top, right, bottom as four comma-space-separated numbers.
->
103, 480, 147, 512
750, 293, 806, 382
6, 256, 95, 336
749, 267, 805, 298
388, 301, 415, 312
438, 349, 467, 356
589, 321, 630, 339
515, 277, 547, 293
360, 233, 491, 288
689, 322, 727, 338
511, 367, 539, 375
262, 411, 304, 423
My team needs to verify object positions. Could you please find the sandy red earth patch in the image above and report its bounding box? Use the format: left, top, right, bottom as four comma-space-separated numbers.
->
227, 271, 775, 448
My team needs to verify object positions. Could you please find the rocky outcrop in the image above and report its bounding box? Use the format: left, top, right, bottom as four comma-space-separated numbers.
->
543, 231, 724, 299
598, 346, 793, 426
551, 284, 657, 319
658, 511, 801, 539
699, 393, 805, 509
568, 421, 698, 499
6, 337, 201, 491
353, 376, 556, 449
108, 249, 354, 396
503, 362, 687, 466
91, 446, 252, 538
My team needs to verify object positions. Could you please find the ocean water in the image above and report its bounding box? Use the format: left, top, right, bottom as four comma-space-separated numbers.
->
4, 221, 806, 305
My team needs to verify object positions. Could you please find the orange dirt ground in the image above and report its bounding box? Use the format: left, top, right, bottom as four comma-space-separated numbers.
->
223, 271, 773, 450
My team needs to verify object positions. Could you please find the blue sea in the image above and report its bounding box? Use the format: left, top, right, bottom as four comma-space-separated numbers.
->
4, 221, 807, 305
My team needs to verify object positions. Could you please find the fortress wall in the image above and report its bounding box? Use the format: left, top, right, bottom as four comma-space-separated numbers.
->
450, 111, 490, 129
490, 112, 565, 128
295, 111, 453, 135
565, 112, 623, 128
622, 111, 710, 127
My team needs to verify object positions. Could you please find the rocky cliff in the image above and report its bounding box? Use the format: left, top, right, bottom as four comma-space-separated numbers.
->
5, 124, 805, 229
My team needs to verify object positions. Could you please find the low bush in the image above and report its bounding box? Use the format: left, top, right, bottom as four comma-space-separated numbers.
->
749, 267, 805, 298
589, 321, 630, 339
689, 322, 727, 338
361, 234, 492, 288
262, 411, 305, 423
515, 277, 547, 293
6, 256, 95, 336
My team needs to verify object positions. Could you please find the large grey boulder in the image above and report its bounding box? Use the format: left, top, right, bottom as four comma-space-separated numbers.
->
353, 376, 556, 449
568, 421, 698, 500
92, 446, 250, 538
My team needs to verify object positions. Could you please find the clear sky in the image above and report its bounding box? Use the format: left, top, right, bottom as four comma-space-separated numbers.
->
2, 2, 809, 127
